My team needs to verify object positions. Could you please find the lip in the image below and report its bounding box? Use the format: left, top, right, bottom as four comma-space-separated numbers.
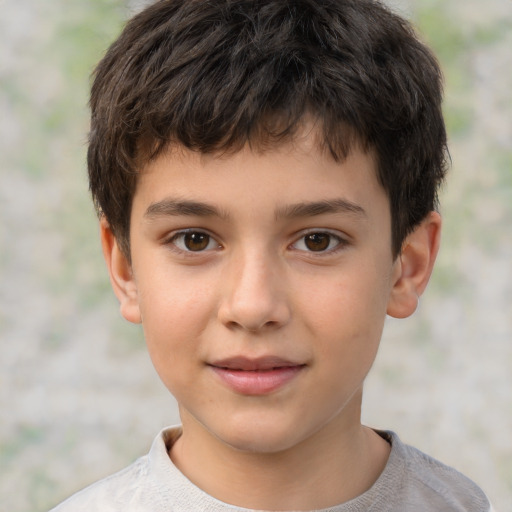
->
208, 356, 306, 395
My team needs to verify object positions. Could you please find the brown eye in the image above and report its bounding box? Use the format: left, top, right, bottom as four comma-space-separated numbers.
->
291, 231, 345, 254
304, 233, 331, 251
183, 232, 211, 251
170, 231, 219, 252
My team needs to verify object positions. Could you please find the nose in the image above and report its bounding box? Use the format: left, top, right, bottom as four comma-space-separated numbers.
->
217, 251, 291, 332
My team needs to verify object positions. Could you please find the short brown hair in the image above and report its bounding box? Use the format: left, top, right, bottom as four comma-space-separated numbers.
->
88, 0, 448, 258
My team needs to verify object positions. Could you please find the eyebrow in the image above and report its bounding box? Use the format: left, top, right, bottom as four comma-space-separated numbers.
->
144, 197, 366, 221
275, 198, 367, 220
144, 198, 229, 220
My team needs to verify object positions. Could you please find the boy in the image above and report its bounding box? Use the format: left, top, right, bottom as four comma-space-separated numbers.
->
51, 0, 493, 510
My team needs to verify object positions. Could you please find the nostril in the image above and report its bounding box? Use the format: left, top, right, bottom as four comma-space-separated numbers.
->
220, 308, 290, 333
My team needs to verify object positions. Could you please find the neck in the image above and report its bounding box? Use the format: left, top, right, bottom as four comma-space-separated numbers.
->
169, 392, 391, 510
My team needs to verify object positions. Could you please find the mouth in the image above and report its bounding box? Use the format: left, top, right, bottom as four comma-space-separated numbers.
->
208, 356, 306, 395
210, 355, 303, 371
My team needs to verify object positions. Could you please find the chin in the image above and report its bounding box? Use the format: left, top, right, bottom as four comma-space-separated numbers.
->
209, 414, 314, 455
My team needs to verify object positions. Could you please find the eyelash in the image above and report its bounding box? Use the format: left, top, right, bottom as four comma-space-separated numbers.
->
165, 229, 222, 254
164, 228, 348, 256
289, 230, 348, 255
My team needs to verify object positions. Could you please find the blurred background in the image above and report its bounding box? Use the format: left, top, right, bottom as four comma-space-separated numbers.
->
0, 0, 511, 510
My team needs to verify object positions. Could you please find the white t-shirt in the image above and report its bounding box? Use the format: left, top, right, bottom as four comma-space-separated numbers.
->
49, 426, 493, 511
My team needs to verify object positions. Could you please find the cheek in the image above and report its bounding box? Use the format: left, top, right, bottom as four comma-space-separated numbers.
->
136, 275, 214, 374
300, 266, 390, 370
303, 268, 389, 329
137, 263, 215, 326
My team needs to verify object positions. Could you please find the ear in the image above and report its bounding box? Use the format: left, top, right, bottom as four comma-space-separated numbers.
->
387, 211, 441, 319
100, 217, 142, 324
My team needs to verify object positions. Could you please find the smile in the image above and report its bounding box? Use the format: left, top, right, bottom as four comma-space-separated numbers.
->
208, 356, 306, 395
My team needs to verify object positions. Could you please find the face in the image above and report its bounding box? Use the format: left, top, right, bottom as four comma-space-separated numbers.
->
116, 132, 404, 455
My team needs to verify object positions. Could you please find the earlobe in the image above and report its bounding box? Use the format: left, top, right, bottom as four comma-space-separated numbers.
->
100, 218, 142, 324
386, 211, 442, 319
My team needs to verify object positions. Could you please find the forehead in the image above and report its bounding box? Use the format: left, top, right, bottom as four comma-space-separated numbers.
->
132, 129, 389, 230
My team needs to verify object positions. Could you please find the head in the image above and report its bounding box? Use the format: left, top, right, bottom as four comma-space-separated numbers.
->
88, 0, 448, 261
92, 0, 446, 465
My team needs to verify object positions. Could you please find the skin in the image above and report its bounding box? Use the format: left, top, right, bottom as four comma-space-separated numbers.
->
101, 127, 441, 510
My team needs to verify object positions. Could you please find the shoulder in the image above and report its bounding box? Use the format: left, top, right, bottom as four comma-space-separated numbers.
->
48, 426, 182, 512
381, 431, 492, 512
48, 455, 152, 512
